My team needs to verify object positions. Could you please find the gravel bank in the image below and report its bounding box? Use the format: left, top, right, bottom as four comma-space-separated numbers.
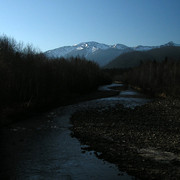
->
71, 97, 180, 179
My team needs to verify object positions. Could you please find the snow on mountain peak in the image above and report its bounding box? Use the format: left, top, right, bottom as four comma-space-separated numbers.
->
44, 41, 180, 66
163, 41, 175, 46
112, 44, 129, 49
70, 41, 111, 55
76, 47, 84, 50
133, 45, 155, 51
76, 41, 110, 50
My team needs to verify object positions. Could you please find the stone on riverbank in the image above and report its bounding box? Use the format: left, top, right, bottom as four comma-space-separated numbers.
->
71, 97, 180, 179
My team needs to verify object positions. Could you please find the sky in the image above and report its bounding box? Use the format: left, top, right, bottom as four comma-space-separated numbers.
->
0, 0, 180, 51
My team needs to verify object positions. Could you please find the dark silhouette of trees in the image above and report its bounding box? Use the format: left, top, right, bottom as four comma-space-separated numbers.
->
122, 58, 180, 96
0, 35, 111, 116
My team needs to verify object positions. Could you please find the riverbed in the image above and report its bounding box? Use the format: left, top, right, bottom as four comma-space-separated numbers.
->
71, 85, 180, 179
0, 83, 150, 180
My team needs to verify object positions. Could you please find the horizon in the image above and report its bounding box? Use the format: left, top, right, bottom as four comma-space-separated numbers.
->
1, 0, 180, 51
45, 40, 179, 51
1, 2, 180, 179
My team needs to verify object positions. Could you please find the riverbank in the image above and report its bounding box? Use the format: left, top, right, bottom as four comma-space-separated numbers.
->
71, 97, 180, 179
0, 84, 132, 180
0, 88, 119, 127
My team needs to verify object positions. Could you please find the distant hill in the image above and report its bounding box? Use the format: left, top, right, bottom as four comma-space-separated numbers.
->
104, 46, 180, 69
45, 41, 180, 67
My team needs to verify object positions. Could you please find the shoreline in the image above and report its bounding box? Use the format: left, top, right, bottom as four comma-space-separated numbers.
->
71, 97, 180, 179
0, 88, 119, 127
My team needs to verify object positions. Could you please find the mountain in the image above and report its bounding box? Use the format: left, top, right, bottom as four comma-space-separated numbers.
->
104, 46, 180, 69
45, 41, 133, 66
132, 45, 158, 51
160, 41, 180, 47
45, 41, 180, 67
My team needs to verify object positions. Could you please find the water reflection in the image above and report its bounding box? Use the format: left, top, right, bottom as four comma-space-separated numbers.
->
1, 84, 147, 179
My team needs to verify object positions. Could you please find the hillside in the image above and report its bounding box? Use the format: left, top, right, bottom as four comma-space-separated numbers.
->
104, 46, 180, 69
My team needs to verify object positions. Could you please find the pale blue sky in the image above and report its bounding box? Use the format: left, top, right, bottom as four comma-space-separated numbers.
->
0, 0, 180, 51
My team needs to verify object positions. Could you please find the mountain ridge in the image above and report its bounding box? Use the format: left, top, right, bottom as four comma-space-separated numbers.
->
45, 41, 180, 66
104, 46, 180, 69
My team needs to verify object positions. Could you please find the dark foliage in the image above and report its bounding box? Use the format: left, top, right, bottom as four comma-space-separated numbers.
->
122, 58, 180, 96
103, 68, 130, 81
0, 36, 111, 115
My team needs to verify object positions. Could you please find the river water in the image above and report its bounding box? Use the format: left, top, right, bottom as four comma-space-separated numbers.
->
0, 84, 150, 180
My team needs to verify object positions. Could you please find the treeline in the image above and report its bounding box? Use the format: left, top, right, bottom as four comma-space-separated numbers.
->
122, 58, 180, 97
0, 36, 111, 114
103, 68, 130, 81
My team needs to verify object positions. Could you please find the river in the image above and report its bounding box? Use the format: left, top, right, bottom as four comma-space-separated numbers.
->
0, 83, 150, 180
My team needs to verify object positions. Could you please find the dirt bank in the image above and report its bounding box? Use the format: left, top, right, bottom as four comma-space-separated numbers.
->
71, 97, 180, 179
0, 89, 119, 127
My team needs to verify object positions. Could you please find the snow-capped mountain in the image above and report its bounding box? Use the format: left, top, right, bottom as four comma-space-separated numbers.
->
45, 41, 179, 66
45, 41, 134, 66
132, 45, 158, 51
46, 42, 108, 57
160, 41, 180, 47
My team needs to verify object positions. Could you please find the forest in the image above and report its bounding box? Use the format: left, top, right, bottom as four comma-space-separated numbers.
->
1, 35, 179, 125
0, 36, 111, 123
121, 58, 180, 97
